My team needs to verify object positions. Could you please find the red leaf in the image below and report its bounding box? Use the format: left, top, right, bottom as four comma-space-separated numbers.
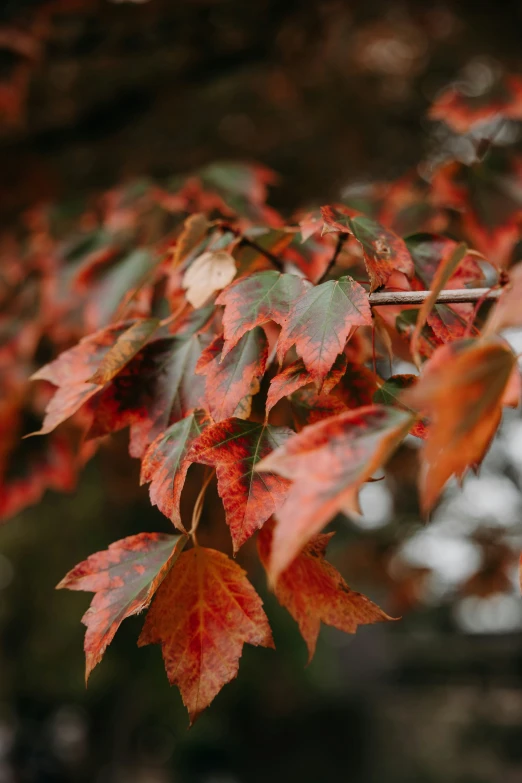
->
321, 208, 414, 291
266, 353, 347, 414
188, 418, 293, 551
258, 406, 413, 581
57, 532, 187, 681
429, 74, 522, 133
138, 546, 274, 724
277, 275, 371, 381
87, 309, 213, 457
216, 270, 310, 356
140, 410, 210, 529
196, 328, 268, 421
258, 521, 392, 661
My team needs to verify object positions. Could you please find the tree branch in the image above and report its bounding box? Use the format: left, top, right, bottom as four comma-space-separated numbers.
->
317, 234, 346, 284
369, 288, 501, 306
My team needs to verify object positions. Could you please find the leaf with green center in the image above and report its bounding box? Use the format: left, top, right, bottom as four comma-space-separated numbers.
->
196, 328, 268, 421
188, 418, 293, 551
140, 410, 210, 529
276, 275, 371, 381
57, 532, 187, 681
258, 405, 413, 582
216, 270, 310, 356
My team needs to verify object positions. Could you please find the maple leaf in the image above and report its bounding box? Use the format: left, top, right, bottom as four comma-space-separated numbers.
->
290, 387, 348, 429
215, 270, 310, 356
57, 532, 187, 681
258, 406, 413, 582
258, 521, 392, 662
30, 320, 144, 435
172, 213, 210, 267
266, 353, 347, 414
87, 308, 213, 457
410, 241, 468, 366
402, 337, 518, 512
321, 207, 414, 291
140, 410, 210, 530
182, 250, 237, 308
88, 318, 161, 385
429, 74, 522, 133
277, 275, 371, 381
188, 418, 293, 551
138, 546, 274, 724
195, 328, 268, 422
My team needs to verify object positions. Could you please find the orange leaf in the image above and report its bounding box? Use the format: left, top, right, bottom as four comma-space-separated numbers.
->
402, 338, 517, 512
258, 405, 413, 582
138, 546, 274, 724
258, 521, 393, 662
57, 532, 187, 681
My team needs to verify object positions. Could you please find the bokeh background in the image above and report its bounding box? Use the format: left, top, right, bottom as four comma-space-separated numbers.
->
2, 1, 522, 781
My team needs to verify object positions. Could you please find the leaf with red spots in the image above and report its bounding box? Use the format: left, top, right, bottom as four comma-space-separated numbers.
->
266, 353, 347, 414
57, 532, 188, 681
402, 338, 517, 513
188, 418, 293, 551
258, 520, 392, 661
138, 546, 274, 724
87, 307, 213, 457
258, 406, 413, 582
321, 208, 414, 291
140, 410, 210, 529
196, 328, 268, 421
429, 74, 522, 133
216, 270, 310, 356
276, 276, 371, 381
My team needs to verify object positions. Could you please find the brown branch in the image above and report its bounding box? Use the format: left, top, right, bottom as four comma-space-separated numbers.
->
317, 234, 346, 284
369, 288, 501, 307
240, 236, 285, 272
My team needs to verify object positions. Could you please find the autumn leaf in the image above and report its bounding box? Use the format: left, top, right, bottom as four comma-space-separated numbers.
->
258, 521, 392, 662
182, 250, 237, 308
216, 270, 310, 356
402, 338, 517, 512
484, 262, 522, 335
138, 546, 274, 724
87, 308, 213, 457
290, 387, 348, 429
30, 321, 138, 435
321, 207, 414, 291
140, 410, 210, 529
188, 418, 293, 551
172, 213, 210, 268
266, 353, 347, 414
57, 532, 187, 681
429, 74, 522, 133
277, 275, 371, 381
88, 318, 160, 385
196, 328, 268, 421
258, 406, 413, 582
410, 241, 467, 366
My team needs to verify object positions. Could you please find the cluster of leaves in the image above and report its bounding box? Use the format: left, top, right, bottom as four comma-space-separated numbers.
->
5, 71, 522, 723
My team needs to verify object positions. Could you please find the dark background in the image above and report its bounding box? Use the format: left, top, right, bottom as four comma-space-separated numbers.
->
2, 2, 522, 781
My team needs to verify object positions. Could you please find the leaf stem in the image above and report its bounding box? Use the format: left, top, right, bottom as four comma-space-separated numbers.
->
317, 235, 346, 285
188, 468, 215, 544
218, 223, 285, 272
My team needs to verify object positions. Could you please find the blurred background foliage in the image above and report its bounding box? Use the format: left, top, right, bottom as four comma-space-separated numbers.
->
2, 1, 522, 781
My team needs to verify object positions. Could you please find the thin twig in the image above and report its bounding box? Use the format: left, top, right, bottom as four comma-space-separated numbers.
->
188, 468, 215, 544
369, 288, 502, 307
317, 234, 346, 284
219, 223, 285, 272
